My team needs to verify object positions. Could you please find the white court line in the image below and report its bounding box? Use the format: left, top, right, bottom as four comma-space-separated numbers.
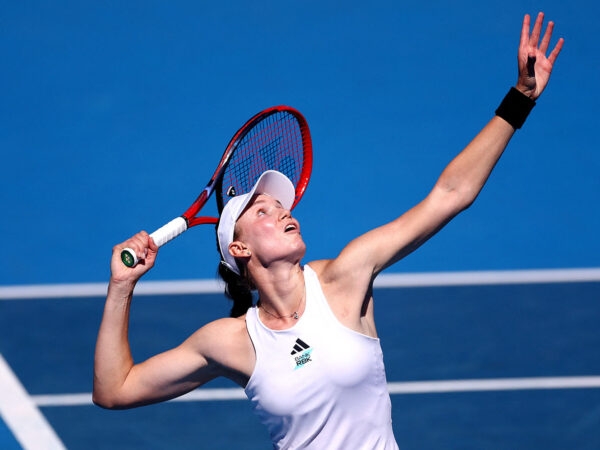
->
0, 279, 223, 300
0, 354, 66, 450
386, 376, 600, 394
374, 267, 600, 288
2, 267, 600, 300
30, 376, 600, 407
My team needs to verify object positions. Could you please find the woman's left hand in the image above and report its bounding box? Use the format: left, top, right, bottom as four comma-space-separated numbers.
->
516, 12, 564, 100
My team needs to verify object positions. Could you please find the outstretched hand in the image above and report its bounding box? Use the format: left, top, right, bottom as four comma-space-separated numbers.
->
516, 12, 564, 100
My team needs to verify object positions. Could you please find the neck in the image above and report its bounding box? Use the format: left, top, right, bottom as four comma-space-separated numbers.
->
258, 286, 305, 321
254, 265, 305, 323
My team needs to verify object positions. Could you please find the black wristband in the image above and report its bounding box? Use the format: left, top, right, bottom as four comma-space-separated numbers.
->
495, 87, 536, 129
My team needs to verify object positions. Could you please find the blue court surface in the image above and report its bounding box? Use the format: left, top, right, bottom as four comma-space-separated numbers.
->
3, 2, 600, 449
1, 269, 599, 449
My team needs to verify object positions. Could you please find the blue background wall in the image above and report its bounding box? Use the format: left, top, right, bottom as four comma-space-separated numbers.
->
2, 1, 598, 285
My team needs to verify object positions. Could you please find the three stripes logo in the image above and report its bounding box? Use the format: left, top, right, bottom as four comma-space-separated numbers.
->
290, 338, 313, 370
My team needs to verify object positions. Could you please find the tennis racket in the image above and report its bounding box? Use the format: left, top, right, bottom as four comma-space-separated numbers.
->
121, 105, 313, 267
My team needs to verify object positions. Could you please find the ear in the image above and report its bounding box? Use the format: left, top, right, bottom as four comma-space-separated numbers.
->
228, 241, 251, 259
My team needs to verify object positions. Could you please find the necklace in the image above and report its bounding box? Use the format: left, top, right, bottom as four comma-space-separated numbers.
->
259, 287, 305, 320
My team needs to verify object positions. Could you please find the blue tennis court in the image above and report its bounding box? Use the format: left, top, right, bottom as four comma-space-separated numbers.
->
3, 2, 600, 449
2, 269, 599, 449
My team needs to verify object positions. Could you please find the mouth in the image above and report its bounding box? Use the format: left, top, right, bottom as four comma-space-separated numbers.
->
284, 222, 299, 233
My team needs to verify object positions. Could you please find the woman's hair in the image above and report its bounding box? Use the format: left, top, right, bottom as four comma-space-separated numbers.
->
218, 261, 255, 317
215, 223, 255, 318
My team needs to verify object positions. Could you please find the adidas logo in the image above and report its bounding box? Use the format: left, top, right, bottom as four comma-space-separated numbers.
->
290, 338, 310, 355
290, 338, 312, 370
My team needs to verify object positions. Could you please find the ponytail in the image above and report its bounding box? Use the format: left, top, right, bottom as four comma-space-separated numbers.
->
218, 261, 255, 318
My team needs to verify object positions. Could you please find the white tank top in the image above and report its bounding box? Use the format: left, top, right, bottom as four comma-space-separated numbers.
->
244, 264, 399, 449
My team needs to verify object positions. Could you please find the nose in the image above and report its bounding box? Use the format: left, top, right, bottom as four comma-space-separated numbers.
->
279, 208, 291, 220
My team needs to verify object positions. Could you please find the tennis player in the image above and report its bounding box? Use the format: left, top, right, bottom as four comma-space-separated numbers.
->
94, 12, 563, 449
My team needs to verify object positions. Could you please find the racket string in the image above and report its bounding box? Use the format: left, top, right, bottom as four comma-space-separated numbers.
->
220, 111, 305, 207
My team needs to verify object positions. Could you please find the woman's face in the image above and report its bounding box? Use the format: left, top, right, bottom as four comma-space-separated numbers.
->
231, 194, 306, 270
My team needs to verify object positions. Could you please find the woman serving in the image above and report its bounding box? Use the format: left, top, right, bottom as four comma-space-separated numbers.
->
94, 12, 563, 449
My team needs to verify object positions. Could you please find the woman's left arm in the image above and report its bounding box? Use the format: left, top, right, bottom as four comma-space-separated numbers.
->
323, 12, 564, 285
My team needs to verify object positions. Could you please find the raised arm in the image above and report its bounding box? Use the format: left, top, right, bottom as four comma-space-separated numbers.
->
321, 12, 563, 287
93, 232, 202, 408
93, 233, 240, 409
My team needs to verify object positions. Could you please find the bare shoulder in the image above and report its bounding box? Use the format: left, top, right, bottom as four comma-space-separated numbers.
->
186, 315, 255, 382
305, 260, 377, 336
304, 259, 329, 277
306, 258, 373, 294
188, 316, 251, 355
306, 259, 373, 310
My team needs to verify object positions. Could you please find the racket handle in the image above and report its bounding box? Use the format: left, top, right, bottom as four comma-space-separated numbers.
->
120, 217, 188, 267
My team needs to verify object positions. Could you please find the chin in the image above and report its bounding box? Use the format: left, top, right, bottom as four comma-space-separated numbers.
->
292, 240, 307, 260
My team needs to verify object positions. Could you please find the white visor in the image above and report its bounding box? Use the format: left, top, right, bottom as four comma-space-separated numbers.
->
217, 170, 295, 275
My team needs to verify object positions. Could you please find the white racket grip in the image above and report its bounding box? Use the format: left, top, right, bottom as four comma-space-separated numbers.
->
121, 217, 188, 267
149, 216, 188, 247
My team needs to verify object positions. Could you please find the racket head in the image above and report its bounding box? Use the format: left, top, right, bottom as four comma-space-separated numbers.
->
215, 106, 312, 214
182, 106, 312, 228
121, 106, 312, 267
